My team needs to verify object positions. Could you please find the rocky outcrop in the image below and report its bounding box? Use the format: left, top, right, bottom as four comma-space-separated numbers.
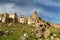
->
43, 29, 51, 38
51, 24, 60, 28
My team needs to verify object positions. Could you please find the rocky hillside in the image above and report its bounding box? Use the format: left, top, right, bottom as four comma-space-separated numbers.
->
0, 14, 60, 40
0, 23, 60, 40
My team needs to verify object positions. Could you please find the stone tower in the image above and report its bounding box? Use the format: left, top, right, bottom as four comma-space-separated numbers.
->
32, 11, 38, 20
32, 11, 39, 24
27, 11, 39, 25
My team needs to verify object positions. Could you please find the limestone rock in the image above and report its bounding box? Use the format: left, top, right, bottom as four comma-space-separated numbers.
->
38, 38, 42, 40
53, 34, 57, 37
43, 29, 51, 38
21, 33, 29, 40
45, 38, 49, 40
36, 32, 42, 38
55, 38, 60, 40
51, 36, 54, 40
8, 23, 12, 26
4, 31, 10, 35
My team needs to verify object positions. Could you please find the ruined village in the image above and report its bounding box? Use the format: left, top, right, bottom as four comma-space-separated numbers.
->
0, 11, 60, 40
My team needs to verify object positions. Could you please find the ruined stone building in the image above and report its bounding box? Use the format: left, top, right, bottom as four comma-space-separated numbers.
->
27, 11, 39, 25
9, 13, 17, 23
0, 11, 40, 24
0, 10, 51, 28
0, 13, 9, 23
28, 16, 33, 25
32, 11, 39, 20
18, 15, 27, 24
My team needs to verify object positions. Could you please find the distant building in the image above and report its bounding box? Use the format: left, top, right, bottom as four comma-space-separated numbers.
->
28, 16, 33, 25
9, 13, 17, 23
27, 11, 39, 25
32, 11, 38, 20
0, 13, 9, 23
18, 15, 26, 24
0, 10, 52, 28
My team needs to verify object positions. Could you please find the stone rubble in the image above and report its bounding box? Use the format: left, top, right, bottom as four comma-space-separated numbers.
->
21, 33, 29, 40
43, 29, 51, 39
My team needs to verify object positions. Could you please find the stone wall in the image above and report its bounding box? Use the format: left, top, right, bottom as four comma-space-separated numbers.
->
18, 15, 26, 24
9, 13, 17, 23
0, 13, 9, 23
0, 11, 53, 28
27, 11, 39, 25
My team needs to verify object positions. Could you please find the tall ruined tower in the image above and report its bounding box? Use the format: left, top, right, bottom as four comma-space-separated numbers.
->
27, 11, 39, 25
32, 11, 38, 20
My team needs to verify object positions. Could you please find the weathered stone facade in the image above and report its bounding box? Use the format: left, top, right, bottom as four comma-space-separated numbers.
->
9, 13, 17, 23
28, 16, 32, 25
27, 11, 39, 25
0, 13, 9, 23
0, 11, 50, 28
18, 15, 27, 24
0, 11, 53, 28
32, 11, 38, 20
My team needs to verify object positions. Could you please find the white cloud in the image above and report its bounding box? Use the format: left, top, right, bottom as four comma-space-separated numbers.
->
9, 0, 21, 2
37, 0, 60, 7
0, 2, 57, 18
3, 0, 60, 8
0, 3, 15, 13
0, 3, 37, 17
0, 2, 60, 23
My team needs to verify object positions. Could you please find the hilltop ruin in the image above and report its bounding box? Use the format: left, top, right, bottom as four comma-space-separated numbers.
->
0, 11, 40, 24
0, 11, 59, 28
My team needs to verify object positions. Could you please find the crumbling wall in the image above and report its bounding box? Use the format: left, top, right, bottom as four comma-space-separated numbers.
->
0, 14, 2, 22
28, 11, 39, 25
0, 13, 9, 23
18, 15, 26, 24
28, 16, 32, 25
9, 13, 17, 23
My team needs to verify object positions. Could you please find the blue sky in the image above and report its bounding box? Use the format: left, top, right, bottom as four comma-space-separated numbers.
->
0, 0, 60, 24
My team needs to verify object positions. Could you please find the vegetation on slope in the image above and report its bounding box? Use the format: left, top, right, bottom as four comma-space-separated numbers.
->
0, 23, 60, 40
